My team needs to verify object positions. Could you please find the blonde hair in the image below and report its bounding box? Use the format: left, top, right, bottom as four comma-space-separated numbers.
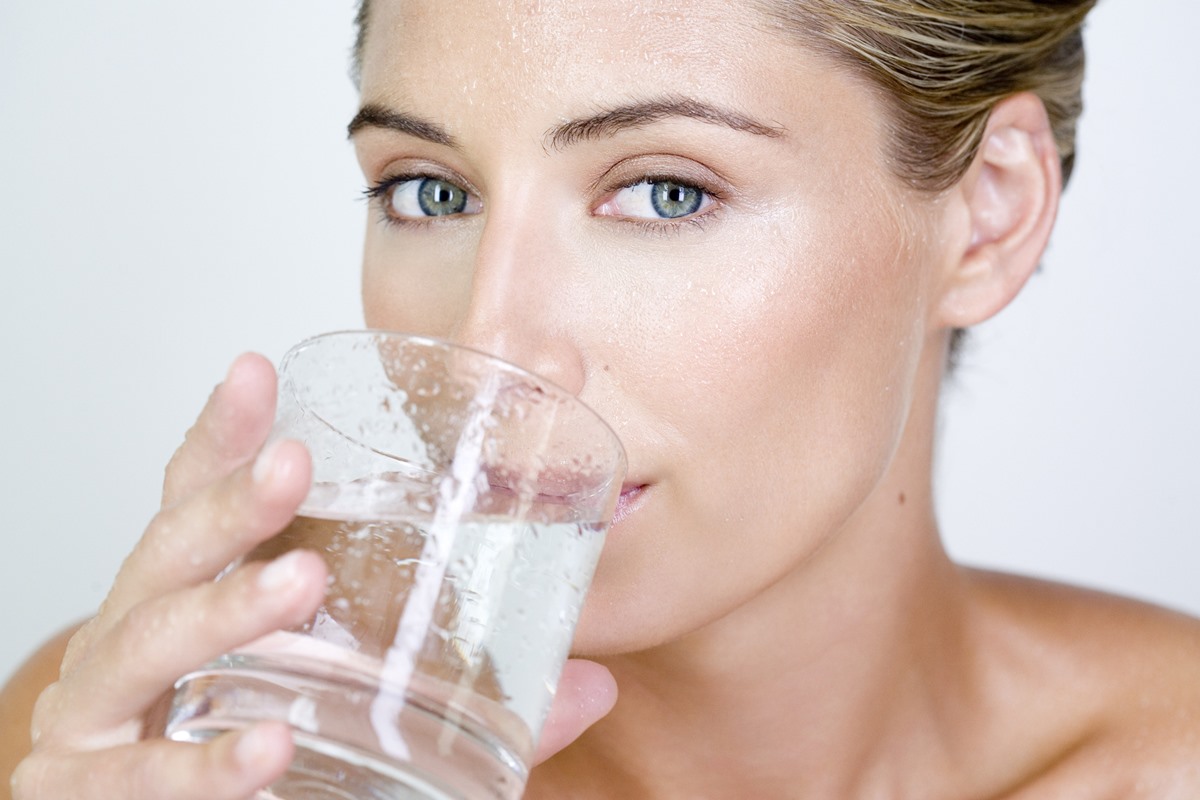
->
354, 1, 1096, 191
757, 0, 1097, 191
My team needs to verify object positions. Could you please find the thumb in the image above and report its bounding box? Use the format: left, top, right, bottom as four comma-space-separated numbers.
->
533, 659, 617, 765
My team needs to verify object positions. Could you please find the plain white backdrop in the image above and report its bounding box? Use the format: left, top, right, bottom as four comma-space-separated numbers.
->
1, 1, 1197, 683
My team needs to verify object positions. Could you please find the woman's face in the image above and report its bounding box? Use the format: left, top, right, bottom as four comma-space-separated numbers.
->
354, 0, 954, 654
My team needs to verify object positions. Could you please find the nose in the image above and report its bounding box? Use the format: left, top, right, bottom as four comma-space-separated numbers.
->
449, 200, 586, 396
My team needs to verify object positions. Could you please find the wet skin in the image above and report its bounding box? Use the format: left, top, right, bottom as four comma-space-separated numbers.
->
5, 1, 1200, 798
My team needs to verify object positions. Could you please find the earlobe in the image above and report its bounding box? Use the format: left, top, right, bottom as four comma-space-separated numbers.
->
936, 92, 1062, 330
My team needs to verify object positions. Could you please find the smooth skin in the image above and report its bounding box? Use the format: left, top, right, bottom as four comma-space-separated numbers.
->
6, 1, 1200, 797
1, 354, 615, 799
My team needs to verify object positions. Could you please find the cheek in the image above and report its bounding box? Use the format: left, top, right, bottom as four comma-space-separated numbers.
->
361, 225, 477, 336
625, 196, 929, 458
572, 201, 933, 652
694, 235, 922, 521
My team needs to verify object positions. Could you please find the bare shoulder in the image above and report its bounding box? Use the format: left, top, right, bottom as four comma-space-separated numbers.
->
968, 570, 1200, 798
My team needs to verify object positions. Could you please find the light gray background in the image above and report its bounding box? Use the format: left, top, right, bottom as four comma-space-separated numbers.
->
1, 2, 1197, 683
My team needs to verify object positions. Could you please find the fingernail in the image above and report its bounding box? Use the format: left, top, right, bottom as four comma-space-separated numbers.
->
234, 725, 274, 768
252, 439, 283, 484
259, 550, 304, 593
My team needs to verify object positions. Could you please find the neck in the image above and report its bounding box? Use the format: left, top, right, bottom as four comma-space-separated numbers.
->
529, 343, 981, 799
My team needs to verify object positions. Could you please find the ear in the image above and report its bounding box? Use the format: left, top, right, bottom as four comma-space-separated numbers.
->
934, 92, 1062, 329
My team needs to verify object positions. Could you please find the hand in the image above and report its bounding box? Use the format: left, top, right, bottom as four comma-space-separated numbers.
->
11, 354, 328, 799
9, 353, 615, 799
534, 659, 618, 765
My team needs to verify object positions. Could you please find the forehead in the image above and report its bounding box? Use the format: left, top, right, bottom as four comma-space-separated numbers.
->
364, 0, 767, 69
359, 0, 822, 125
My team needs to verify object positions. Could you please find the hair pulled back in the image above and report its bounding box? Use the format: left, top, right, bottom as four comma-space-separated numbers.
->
758, 0, 1097, 191
352, 0, 1097, 192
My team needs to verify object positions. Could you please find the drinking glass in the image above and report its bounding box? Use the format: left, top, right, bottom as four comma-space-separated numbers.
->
165, 330, 626, 800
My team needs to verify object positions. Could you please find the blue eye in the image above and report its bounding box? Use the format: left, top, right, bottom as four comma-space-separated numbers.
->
415, 178, 468, 215
598, 178, 712, 221
370, 176, 481, 221
650, 181, 703, 218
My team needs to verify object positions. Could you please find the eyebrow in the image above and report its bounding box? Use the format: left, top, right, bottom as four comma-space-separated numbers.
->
545, 96, 784, 150
347, 104, 457, 146
346, 95, 785, 149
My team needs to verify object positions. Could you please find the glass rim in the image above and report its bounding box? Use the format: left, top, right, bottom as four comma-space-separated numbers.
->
278, 328, 628, 471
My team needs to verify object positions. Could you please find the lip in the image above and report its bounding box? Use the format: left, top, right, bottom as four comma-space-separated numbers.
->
612, 483, 648, 527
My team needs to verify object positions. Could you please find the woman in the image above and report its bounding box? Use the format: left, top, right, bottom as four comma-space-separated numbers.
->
6, 0, 1200, 797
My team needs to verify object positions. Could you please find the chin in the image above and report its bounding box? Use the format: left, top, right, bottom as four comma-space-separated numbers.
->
567, 585, 681, 658
567, 568, 736, 658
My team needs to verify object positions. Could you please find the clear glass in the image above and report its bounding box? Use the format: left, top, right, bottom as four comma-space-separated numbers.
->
165, 331, 627, 800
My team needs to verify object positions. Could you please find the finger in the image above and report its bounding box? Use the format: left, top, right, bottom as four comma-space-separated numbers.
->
533, 659, 617, 765
12, 722, 293, 800
39, 550, 326, 747
87, 438, 312, 650
162, 352, 278, 509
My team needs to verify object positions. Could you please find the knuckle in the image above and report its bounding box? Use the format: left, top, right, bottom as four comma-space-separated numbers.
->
138, 510, 182, 567
118, 596, 155, 638
162, 387, 224, 506
111, 516, 173, 594
28, 682, 62, 745
56, 622, 93, 676
162, 431, 202, 506
117, 598, 170, 657
121, 467, 268, 599
117, 582, 242, 671
164, 438, 189, 481
138, 487, 230, 575
10, 752, 48, 800
109, 601, 177, 687
108, 598, 191, 690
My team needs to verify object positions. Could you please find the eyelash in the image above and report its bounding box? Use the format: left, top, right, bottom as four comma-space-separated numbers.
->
362, 172, 463, 230
362, 171, 724, 233
607, 174, 724, 235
